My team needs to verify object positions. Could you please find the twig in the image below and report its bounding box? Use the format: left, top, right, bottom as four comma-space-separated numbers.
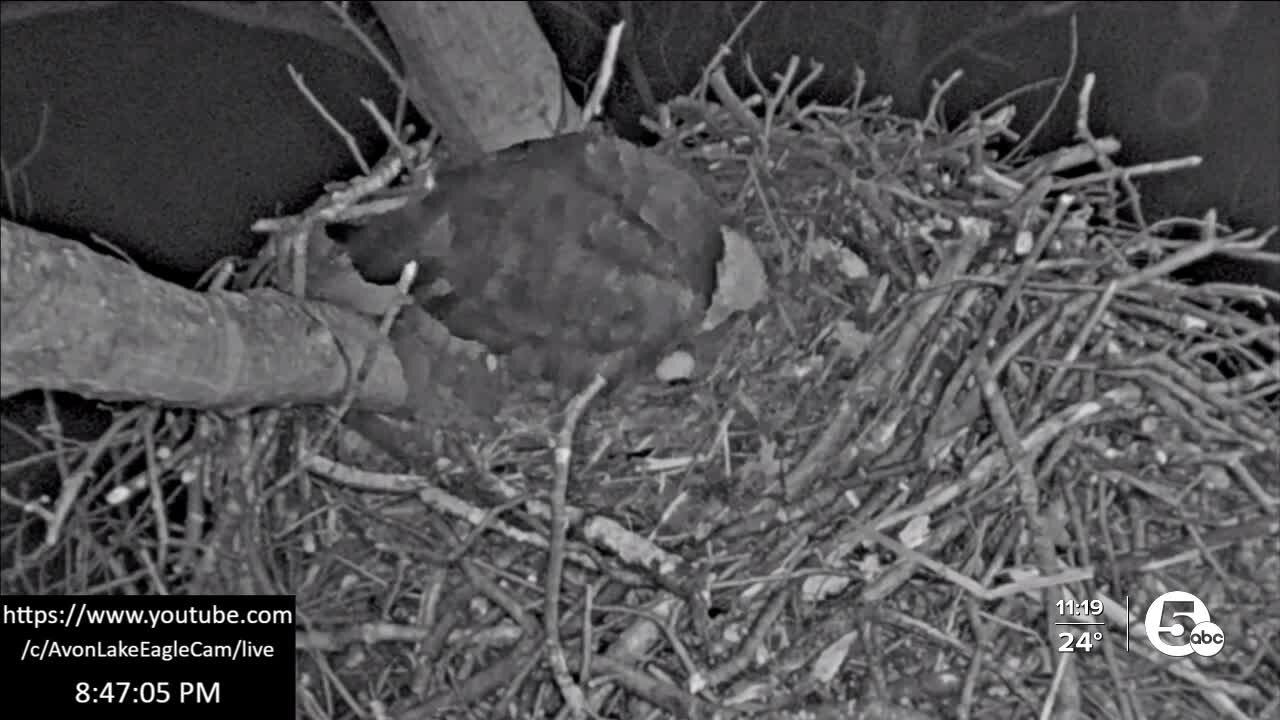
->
46, 408, 145, 547
0, 101, 50, 217
1009, 14, 1079, 161
288, 64, 370, 175
0, 488, 55, 524
973, 351, 1082, 720
699, 584, 789, 689
913, 1, 1074, 104
293, 257, 417, 478
1116, 209, 1227, 289
322, 1, 406, 95
360, 97, 410, 157
1071, 71, 1153, 227
579, 21, 625, 129
1053, 155, 1203, 191
923, 69, 964, 132
709, 67, 760, 132
377, 261, 416, 335
545, 374, 607, 719
1039, 652, 1076, 720
695, 0, 766, 98
139, 414, 171, 578
762, 55, 800, 146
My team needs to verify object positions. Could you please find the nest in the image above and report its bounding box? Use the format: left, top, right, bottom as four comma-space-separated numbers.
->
4, 43, 1278, 720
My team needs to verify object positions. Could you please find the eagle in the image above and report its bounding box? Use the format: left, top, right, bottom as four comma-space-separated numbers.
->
335, 132, 765, 395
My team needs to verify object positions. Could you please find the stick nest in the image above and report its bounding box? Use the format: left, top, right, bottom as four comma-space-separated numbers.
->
5, 62, 1278, 720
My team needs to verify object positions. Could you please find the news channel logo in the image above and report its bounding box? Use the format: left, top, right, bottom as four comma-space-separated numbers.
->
1143, 590, 1225, 657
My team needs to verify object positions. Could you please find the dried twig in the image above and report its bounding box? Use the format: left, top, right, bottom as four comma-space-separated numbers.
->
579, 21, 626, 129
694, 0, 766, 98
288, 64, 371, 175
544, 374, 607, 719
0, 101, 50, 217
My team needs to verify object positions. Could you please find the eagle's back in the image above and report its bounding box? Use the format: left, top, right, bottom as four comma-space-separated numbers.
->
341, 133, 727, 389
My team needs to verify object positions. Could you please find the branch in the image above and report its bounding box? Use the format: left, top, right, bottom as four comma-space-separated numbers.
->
0, 219, 407, 411
371, 1, 581, 161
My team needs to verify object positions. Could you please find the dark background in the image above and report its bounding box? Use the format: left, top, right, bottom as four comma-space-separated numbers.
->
2, 1, 1277, 477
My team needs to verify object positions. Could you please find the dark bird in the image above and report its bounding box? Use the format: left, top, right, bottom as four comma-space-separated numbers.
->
335, 132, 765, 393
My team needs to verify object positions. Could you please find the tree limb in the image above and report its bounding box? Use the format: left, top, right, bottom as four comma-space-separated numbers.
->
1, 219, 408, 412
371, 1, 581, 162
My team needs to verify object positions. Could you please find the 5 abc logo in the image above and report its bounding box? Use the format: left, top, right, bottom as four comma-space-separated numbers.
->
1144, 591, 1225, 657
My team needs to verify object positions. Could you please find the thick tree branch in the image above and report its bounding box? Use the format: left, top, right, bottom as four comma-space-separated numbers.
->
372, 1, 581, 161
1, 219, 408, 411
